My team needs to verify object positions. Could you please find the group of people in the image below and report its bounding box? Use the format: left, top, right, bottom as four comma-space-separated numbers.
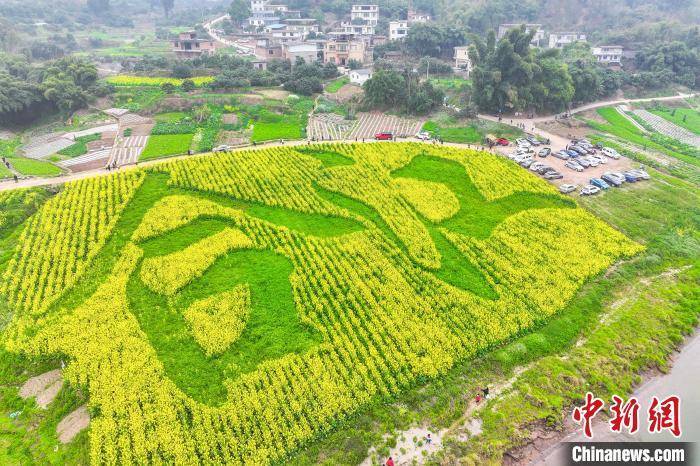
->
2, 156, 18, 183
105, 161, 119, 171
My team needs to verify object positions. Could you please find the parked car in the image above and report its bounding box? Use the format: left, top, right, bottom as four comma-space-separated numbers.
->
526, 136, 541, 146
537, 165, 555, 175
212, 145, 232, 152
590, 178, 610, 190
415, 131, 431, 141
592, 154, 607, 164
537, 147, 551, 157
496, 137, 510, 146
576, 157, 591, 168
553, 150, 570, 160
623, 171, 641, 182
565, 160, 584, 172
544, 171, 563, 180
584, 156, 599, 167
603, 171, 626, 185
375, 132, 394, 140
530, 161, 546, 172
520, 158, 535, 168
601, 173, 623, 187
627, 168, 650, 180
559, 184, 577, 194
565, 149, 580, 158
602, 147, 621, 159
580, 185, 601, 196
515, 138, 531, 147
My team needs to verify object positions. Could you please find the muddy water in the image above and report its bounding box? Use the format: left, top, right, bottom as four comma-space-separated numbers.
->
533, 332, 700, 465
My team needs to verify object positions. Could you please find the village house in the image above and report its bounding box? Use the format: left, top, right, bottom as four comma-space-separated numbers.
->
284, 43, 319, 64
593, 45, 623, 65
453, 46, 472, 75
255, 37, 284, 60
389, 21, 409, 41
349, 68, 373, 85
351, 5, 379, 26
172, 31, 217, 58
498, 23, 546, 47
548, 32, 587, 49
324, 33, 372, 66
340, 22, 376, 36
407, 9, 430, 23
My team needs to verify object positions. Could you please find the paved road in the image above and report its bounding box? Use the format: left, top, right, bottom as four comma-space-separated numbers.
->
203, 15, 255, 55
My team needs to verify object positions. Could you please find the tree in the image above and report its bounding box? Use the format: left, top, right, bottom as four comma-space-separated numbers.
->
363, 70, 406, 108
161, 82, 176, 93
635, 41, 699, 88
406, 24, 466, 58
470, 26, 575, 113
347, 59, 362, 70
160, 0, 174, 18
172, 62, 193, 79
181, 79, 195, 92
228, 0, 251, 23
194, 104, 212, 123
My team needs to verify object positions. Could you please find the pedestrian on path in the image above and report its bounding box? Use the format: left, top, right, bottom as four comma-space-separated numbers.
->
386, 456, 395, 466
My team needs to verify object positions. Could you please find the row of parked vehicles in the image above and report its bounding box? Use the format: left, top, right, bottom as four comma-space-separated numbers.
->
508, 153, 564, 180
558, 169, 650, 196
555, 139, 623, 172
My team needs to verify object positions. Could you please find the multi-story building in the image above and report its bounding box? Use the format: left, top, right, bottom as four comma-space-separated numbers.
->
407, 9, 430, 23
548, 32, 587, 49
497, 23, 546, 47
592, 45, 623, 65
248, 11, 280, 27
251, 0, 267, 12
172, 31, 217, 58
453, 46, 472, 75
324, 33, 372, 66
284, 18, 319, 36
284, 43, 319, 64
389, 21, 409, 41
351, 5, 379, 26
255, 37, 284, 60
340, 21, 375, 36
265, 24, 303, 43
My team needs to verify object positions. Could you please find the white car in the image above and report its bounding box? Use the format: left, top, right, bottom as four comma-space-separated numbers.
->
602, 147, 621, 159
559, 184, 578, 194
415, 131, 431, 141
585, 156, 600, 167
212, 145, 232, 152
516, 138, 531, 147
592, 154, 608, 164
580, 184, 601, 196
565, 160, 584, 172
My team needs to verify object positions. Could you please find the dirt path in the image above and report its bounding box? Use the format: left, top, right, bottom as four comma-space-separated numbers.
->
56, 405, 90, 443
19, 369, 63, 409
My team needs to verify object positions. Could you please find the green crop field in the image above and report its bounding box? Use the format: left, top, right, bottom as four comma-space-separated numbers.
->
140, 134, 194, 161
588, 107, 700, 168
650, 107, 700, 135
0, 142, 648, 464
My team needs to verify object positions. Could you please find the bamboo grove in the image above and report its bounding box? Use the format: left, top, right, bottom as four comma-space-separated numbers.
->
0, 143, 643, 464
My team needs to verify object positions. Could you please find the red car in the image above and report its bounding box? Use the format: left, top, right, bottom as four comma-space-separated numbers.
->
496, 137, 509, 146
374, 132, 393, 140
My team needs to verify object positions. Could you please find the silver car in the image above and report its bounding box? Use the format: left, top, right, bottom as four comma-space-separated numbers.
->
580, 184, 601, 196
565, 161, 584, 172
559, 184, 578, 194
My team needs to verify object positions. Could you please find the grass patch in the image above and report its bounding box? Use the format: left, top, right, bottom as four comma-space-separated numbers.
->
423, 117, 522, 144
57, 133, 102, 158
325, 76, 349, 93
9, 158, 62, 177
154, 112, 189, 123
649, 107, 700, 135
140, 134, 193, 161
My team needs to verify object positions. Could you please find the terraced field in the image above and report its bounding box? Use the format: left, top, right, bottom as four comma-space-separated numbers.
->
0, 143, 643, 464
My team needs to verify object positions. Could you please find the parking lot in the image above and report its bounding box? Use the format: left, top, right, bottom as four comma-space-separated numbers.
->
493, 136, 634, 190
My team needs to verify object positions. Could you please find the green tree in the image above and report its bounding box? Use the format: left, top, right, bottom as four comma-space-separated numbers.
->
363, 70, 406, 108
161, 82, 176, 93
181, 79, 195, 92
228, 0, 251, 23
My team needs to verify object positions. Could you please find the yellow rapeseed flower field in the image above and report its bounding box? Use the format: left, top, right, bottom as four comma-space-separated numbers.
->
0, 143, 643, 464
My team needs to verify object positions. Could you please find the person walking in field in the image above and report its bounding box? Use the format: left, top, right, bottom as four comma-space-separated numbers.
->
386, 456, 395, 466
425, 433, 432, 445
482, 386, 489, 399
